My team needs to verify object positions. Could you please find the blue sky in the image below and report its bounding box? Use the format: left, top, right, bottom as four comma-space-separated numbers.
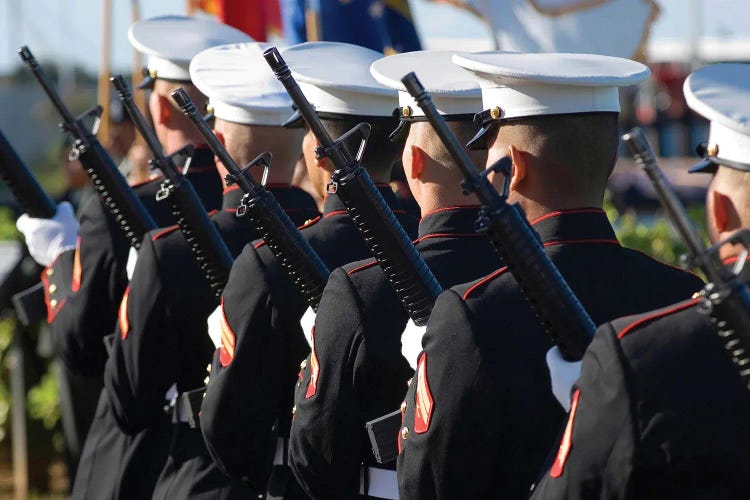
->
0, 0, 747, 74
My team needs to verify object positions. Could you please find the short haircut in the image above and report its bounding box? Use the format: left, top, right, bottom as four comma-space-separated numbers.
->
319, 115, 403, 178
495, 112, 620, 188
407, 120, 484, 169
216, 119, 302, 174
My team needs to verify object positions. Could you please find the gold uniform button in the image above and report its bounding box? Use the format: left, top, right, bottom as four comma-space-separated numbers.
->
400, 401, 407, 414
292, 405, 297, 415
300, 359, 307, 369
50, 299, 58, 308
48, 284, 57, 294
401, 426, 409, 441
707, 143, 719, 157
401, 106, 412, 118
46, 267, 54, 277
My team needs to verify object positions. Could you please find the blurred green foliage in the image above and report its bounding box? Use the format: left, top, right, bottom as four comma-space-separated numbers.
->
604, 194, 708, 269
0, 317, 12, 443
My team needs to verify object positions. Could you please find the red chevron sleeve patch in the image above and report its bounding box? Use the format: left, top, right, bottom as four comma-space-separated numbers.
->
219, 300, 236, 367
305, 327, 320, 399
72, 236, 82, 292
119, 287, 130, 339
550, 389, 581, 478
414, 354, 433, 433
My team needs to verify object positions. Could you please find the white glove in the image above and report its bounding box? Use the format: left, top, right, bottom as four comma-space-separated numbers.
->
401, 319, 427, 370
207, 305, 223, 349
126, 247, 138, 281
300, 307, 316, 348
546, 346, 582, 412
16, 201, 79, 266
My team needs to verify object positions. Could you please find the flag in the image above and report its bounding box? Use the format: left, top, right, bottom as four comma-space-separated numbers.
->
281, 0, 421, 54
191, 0, 283, 41
440, 0, 659, 59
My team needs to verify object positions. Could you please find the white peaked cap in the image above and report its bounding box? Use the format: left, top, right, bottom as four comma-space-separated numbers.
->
280, 42, 397, 118
129, 15, 254, 83
452, 52, 650, 119
370, 50, 482, 117
190, 43, 293, 126
684, 63, 750, 168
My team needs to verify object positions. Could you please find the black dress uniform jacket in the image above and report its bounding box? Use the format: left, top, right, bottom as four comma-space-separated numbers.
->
45, 147, 223, 376
396, 209, 705, 500
103, 185, 319, 500
67, 148, 223, 500
530, 262, 750, 500
289, 206, 502, 499
199, 187, 418, 493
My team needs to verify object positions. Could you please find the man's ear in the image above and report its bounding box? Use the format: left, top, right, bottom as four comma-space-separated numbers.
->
213, 130, 225, 146
711, 189, 731, 233
403, 145, 425, 180
156, 93, 171, 125
508, 145, 527, 192
212, 130, 226, 169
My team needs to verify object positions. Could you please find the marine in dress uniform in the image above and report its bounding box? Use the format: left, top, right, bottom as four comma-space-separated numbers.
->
288, 50, 503, 500
70, 17, 250, 500
395, 52, 706, 500
198, 42, 418, 496
531, 63, 750, 500
104, 41, 319, 500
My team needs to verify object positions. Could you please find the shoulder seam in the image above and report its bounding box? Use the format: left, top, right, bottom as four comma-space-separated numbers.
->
346, 259, 379, 275
460, 238, 621, 301
617, 298, 701, 339
152, 225, 179, 241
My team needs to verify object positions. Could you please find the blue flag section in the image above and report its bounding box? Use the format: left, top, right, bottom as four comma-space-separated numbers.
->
281, 0, 422, 53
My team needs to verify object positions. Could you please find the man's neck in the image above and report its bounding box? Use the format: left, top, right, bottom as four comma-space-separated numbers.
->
416, 189, 480, 218
509, 192, 605, 223
160, 130, 201, 156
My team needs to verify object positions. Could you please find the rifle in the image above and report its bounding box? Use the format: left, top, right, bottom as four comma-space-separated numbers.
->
171, 89, 330, 310
111, 75, 233, 298
402, 72, 596, 361
18, 46, 156, 249
0, 129, 56, 218
263, 47, 442, 326
623, 128, 750, 389
0, 129, 57, 324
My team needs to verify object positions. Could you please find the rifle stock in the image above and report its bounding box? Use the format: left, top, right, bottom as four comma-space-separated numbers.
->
402, 72, 596, 360
624, 127, 750, 389
18, 46, 156, 249
0, 129, 56, 218
263, 47, 442, 326
171, 88, 330, 310
111, 75, 233, 298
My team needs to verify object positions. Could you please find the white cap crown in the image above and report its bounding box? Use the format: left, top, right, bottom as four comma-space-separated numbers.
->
129, 15, 254, 83
281, 42, 397, 117
370, 50, 482, 117
684, 63, 750, 166
453, 52, 650, 119
190, 42, 293, 126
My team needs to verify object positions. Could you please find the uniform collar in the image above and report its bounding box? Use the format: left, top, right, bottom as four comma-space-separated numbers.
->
529, 208, 618, 244
266, 185, 317, 210
322, 184, 402, 218
722, 255, 750, 284
186, 145, 215, 172
221, 184, 245, 210
221, 184, 317, 212
417, 206, 483, 239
